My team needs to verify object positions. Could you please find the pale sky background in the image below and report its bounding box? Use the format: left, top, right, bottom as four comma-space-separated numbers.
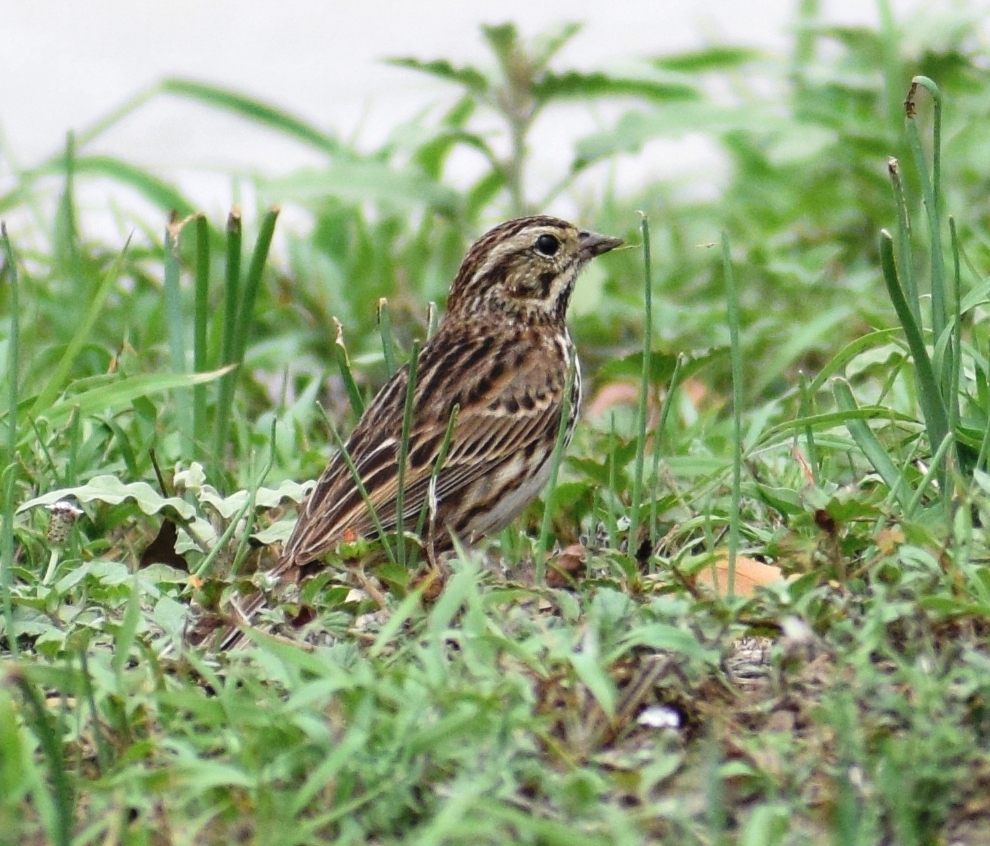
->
0, 0, 947, 238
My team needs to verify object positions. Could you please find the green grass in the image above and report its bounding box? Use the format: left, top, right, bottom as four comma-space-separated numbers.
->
5, 4, 990, 844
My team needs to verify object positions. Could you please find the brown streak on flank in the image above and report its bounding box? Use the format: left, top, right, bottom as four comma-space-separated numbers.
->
355, 439, 397, 480
416, 341, 477, 410
310, 485, 364, 537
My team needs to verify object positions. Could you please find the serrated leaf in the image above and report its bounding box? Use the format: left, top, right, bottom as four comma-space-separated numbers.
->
387, 58, 488, 94
18, 476, 196, 521
653, 46, 763, 73
90, 559, 132, 586
533, 71, 698, 104
530, 22, 582, 70
481, 23, 519, 67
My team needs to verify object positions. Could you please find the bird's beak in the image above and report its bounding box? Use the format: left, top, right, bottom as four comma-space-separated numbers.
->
578, 230, 624, 260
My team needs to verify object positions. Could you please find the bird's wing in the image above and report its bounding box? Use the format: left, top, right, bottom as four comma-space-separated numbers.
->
279, 324, 569, 569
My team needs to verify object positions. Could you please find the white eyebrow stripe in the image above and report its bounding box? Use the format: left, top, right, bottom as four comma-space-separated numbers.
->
469, 225, 571, 288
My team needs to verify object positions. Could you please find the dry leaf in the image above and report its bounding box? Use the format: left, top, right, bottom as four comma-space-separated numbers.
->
696, 553, 785, 596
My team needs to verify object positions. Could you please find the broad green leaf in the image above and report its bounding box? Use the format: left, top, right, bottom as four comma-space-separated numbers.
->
152, 595, 189, 644
18, 476, 196, 521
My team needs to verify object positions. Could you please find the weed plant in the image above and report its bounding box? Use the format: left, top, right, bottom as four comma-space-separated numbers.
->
4, 4, 990, 844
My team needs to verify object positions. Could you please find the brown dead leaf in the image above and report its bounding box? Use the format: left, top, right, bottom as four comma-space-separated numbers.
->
587, 382, 639, 418
546, 543, 587, 588
875, 526, 905, 555
696, 553, 785, 597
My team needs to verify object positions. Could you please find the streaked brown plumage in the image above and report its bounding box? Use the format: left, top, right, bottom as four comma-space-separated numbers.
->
209, 215, 621, 648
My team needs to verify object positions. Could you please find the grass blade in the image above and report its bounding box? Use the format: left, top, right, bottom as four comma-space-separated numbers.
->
30, 238, 131, 417
317, 405, 397, 568
232, 207, 280, 368
650, 354, 682, 550
159, 78, 339, 154
722, 231, 742, 597
887, 157, 917, 324
229, 420, 278, 576
0, 154, 198, 219
213, 210, 242, 460
12, 672, 73, 846
628, 215, 653, 562
41, 367, 234, 427
832, 377, 910, 506
218, 209, 242, 370
214, 208, 279, 460
948, 216, 962, 446
414, 403, 459, 562
333, 318, 366, 417
377, 298, 397, 378
395, 341, 420, 568
904, 76, 946, 341
905, 432, 954, 518
878, 229, 949, 460
1, 225, 20, 657
193, 214, 211, 456
536, 358, 576, 580
163, 214, 188, 445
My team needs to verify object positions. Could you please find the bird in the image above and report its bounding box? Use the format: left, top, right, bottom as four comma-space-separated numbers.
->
207, 215, 622, 649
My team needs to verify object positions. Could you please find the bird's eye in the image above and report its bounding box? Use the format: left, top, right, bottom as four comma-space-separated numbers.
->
535, 234, 560, 256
